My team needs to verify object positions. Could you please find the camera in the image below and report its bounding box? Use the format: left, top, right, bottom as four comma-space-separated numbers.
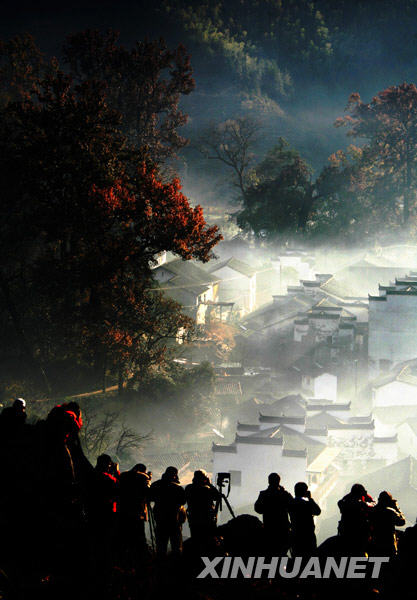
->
216, 472, 231, 488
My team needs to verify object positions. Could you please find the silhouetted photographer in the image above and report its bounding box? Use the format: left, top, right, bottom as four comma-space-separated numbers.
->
290, 481, 321, 557
119, 463, 152, 560
149, 466, 186, 558
254, 473, 293, 556
370, 490, 405, 557
185, 469, 220, 546
338, 483, 375, 555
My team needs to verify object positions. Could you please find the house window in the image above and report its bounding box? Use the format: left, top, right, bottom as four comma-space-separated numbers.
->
229, 470, 242, 486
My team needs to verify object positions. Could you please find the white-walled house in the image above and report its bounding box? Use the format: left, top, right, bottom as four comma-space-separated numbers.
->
295, 363, 338, 401
369, 276, 417, 375
212, 418, 318, 509
271, 250, 315, 293
212, 393, 397, 510
153, 259, 219, 325
207, 257, 257, 315
371, 360, 417, 409
293, 296, 362, 348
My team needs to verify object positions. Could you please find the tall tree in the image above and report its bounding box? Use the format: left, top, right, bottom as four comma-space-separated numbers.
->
311, 146, 378, 243
236, 138, 315, 240
336, 83, 417, 228
197, 116, 260, 198
0, 66, 220, 392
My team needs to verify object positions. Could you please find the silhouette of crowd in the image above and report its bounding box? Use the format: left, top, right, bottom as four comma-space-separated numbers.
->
0, 397, 416, 599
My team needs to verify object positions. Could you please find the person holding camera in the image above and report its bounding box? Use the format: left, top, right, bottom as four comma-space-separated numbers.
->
118, 463, 152, 560
254, 473, 293, 556
185, 470, 220, 547
370, 490, 405, 557
337, 483, 375, 555
149, 466, 186, 558
289, 482, 321, 557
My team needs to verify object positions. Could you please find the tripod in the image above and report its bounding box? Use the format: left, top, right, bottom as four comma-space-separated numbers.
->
146, 501, 157, 553
214, 474, 236, 519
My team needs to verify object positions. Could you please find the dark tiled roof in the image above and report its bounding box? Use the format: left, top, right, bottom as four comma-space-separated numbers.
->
387, 289, 417, 295
292, 357, 326, 377
304, 427, 328, 436
163, 259, 219, 284
259, 414, 305, 424
306, 401, 351, 411
309, 312, 340, 320
207, 256, 256, 278
236, 423, 260, 431
283, 449, 307, 457
212, 443, 237, 453
327, 420, 374, 430
265, 394, 306, 417
235, 433, 283, 446
373, 435, 398, 443
306, 411, 344, 428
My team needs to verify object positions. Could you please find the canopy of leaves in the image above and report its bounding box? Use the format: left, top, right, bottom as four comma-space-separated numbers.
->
0, 56, 220, 394
236, 138, 314, 240
335, 83, 417, 228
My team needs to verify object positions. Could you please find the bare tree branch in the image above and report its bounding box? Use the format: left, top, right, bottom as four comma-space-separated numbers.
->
197, 116, 261, 198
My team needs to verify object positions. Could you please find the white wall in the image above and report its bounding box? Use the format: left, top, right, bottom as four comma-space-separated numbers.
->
213, 443, 306, 508
397, 423, 417, 458
313, 373, 338, 400
369, 294, 417, 372
373, 441, 398, 463
212, 265, 256, 314
372, 380, 417, 408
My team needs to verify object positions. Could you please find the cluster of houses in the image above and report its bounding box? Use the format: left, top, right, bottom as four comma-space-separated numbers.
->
152, 242, 417, 529
152, 253, 258, 323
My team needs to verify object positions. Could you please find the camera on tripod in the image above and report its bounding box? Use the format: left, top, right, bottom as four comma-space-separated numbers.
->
214, 472, 235, 519
216, 472, 231, 489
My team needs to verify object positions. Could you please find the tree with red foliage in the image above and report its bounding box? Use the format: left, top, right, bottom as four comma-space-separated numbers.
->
336, 83, 417, 229
0, 63, 220, 393
63, 29, 195, 164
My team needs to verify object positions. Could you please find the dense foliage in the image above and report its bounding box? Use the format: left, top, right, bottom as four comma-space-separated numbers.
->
0, 37, 221, 396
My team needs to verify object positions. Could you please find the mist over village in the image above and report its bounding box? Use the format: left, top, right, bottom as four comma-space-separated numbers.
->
2, 1, 417, 599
